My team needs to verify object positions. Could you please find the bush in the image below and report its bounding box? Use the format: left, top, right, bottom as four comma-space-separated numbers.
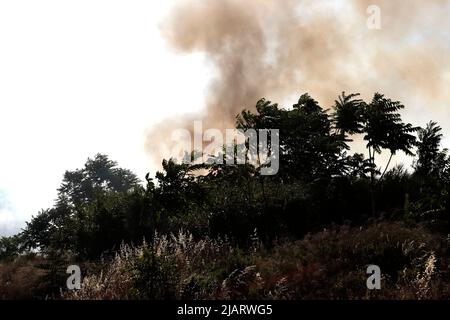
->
0, 255, 49, 299
252, 222, 447, 299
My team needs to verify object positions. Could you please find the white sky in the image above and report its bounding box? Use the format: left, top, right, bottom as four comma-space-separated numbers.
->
0, 1, 210, 235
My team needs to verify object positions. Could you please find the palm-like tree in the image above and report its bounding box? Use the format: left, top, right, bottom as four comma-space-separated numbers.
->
333, 92, 418, 215
332, 92, 365, 138
364, 93, 417, 182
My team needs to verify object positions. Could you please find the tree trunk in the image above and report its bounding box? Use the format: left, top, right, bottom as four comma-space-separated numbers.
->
368, 146, 376, 216
378, 152, 393, 184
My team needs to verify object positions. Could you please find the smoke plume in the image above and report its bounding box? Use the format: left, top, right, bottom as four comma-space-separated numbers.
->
146, 0, 450, 166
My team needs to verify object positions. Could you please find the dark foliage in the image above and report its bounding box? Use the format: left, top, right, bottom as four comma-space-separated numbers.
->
2, 92, 450, 300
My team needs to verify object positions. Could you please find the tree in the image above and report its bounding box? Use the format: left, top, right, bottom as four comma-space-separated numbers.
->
154, 159, 208, 236
57, 153, 140, 208
333, 92, 418, 215
412, 121, 450, 215
364, 93, 417, 180
415, 121, 443, 176
332, 92, 365, 137
0, 235, 22, 261
237, 94, 348, 181
22, 154, 141, 259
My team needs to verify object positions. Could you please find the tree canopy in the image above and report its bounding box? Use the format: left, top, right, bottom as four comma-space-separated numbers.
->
1, 92, 448, 263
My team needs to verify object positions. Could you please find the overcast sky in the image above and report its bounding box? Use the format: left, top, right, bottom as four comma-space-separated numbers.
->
1, 0, 449, 236
0, 1, 212, 235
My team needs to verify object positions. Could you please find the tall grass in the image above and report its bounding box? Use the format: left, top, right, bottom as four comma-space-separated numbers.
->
62, 222, 450, 300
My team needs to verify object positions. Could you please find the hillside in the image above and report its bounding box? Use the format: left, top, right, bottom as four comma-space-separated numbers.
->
1, 92, 450, 300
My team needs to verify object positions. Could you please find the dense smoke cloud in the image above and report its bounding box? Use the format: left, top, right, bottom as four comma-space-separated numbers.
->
146, 0, 450, 166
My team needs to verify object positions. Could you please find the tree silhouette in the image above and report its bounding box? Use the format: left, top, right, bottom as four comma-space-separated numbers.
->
415, 121, 443, 176
9, 92, 446, 267
332, 92, 365, 138
333, 92, 417, 214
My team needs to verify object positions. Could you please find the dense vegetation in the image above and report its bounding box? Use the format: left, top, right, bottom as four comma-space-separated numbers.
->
1, 92, 450, 299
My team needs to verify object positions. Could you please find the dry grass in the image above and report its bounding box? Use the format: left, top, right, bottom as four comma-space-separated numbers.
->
1, 222, 446, 300
62, 222, 450, 300
0, 255, 48, 299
